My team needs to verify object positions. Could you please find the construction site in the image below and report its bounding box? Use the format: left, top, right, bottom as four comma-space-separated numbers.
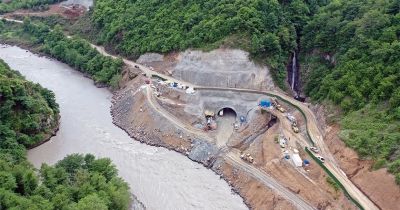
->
111, 65, 358, 209
108, 48, 399, 210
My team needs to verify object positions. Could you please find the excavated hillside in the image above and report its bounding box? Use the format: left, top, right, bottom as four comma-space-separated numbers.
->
137, 49, 275, 91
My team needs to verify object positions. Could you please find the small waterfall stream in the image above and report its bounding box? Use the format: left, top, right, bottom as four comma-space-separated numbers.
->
291, 52, 296, 90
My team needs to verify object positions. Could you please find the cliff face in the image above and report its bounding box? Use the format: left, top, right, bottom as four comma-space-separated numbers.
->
137, 48, 275, 90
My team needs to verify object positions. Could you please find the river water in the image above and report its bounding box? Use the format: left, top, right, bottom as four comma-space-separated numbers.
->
0, 45, 247, 210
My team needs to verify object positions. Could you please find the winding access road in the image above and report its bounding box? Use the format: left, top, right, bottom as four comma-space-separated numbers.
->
94, 43, 379, 210
1, 17, 377, 209
145, 85, 315, 210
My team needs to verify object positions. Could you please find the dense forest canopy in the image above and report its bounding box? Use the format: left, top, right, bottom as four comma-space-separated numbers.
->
0, 17, 125, 88
301, 0, 400, 112
0, 0, 55, 13
0, 59, 59, 161
300, 0, 400, 185
76, 0, 328, 88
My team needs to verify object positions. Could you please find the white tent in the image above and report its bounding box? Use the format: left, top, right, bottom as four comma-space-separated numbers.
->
292, 154, 302, 167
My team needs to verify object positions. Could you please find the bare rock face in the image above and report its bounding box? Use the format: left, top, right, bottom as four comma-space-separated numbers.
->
173, 49, 274, 90
138, 49, 274, 90
137, 53, 164, 63
60, 0, 93, 9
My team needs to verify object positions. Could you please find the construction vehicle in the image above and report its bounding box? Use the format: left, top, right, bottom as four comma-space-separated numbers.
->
292, 124, 299, 133
272, 97, 285, 113
241, 153, 254, 163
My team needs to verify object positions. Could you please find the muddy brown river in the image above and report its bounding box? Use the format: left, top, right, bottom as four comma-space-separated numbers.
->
0, 45, 247, 210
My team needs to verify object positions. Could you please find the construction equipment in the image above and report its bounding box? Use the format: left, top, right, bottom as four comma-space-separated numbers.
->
292, 125, 299, 133
241, 153, 254, 163
287, 113, 298, 133
272, 97, 285, 113
277, 106, 285, 113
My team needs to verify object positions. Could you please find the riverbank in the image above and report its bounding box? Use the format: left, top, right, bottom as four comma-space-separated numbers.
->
27, 114, 61, 149
1, 44, 249, 210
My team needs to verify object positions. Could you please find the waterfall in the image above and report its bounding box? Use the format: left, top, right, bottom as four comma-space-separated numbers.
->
291, 52, 296, 90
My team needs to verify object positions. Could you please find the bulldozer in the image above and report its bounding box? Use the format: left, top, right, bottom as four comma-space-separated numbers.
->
241, 153, 254, 163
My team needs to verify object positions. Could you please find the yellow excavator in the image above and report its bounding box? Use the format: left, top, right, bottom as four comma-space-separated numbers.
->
277, 105, 285, 113
241, 153, 254, 163
291, 121, 299, 133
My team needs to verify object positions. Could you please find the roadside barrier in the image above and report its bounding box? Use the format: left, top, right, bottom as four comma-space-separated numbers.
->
195, 87, 364, 210
305, 147, 364, 210
152, 74, 167, 81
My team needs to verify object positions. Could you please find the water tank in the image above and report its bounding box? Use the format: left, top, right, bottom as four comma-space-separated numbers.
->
240, 116, 245, 122
304, 159, 310, 166
266, 100, 271, 107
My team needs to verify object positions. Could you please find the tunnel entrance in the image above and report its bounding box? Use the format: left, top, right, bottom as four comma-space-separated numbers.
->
216, 108, 237, 148
218, 108, 237, 118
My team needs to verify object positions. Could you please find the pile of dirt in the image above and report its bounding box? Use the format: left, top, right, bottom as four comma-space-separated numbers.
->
325, 124, 400, 210
0, 4, 87, 20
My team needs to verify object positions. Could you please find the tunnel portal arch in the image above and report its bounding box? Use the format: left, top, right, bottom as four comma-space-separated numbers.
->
217, 107, 237, 118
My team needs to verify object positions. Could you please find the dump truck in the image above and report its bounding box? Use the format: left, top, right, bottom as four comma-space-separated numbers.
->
241, 153, 254, 163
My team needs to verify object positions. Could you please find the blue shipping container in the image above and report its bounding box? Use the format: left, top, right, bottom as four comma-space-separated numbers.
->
266, 100, 271, 107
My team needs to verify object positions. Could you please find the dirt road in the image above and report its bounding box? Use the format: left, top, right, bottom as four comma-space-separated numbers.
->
94, 44, 378, 210
2, 17, 377, 209
224, 151, 315, 209
145, 85, 210, 141
145, 85, 316, 209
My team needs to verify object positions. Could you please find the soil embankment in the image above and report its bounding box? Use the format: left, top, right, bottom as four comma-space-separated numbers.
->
325, 124, 400, 210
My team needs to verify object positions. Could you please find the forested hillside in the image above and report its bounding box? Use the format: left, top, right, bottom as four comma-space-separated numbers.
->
300, 0, 400, 184
0, 0, 55, 13
0, 60, 130, 209
0, 59, 59, 161
0, 17, 124, 88
74, 0, 329, 88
